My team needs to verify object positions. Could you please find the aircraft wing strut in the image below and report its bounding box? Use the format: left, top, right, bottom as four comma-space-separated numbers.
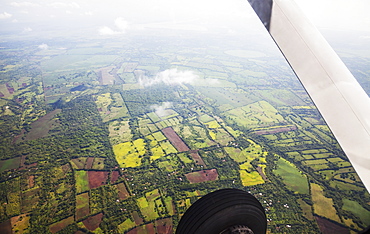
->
248, 0, 370, 192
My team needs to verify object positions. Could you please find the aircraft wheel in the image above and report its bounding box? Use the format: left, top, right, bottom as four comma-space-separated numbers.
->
176, 188, 267, 234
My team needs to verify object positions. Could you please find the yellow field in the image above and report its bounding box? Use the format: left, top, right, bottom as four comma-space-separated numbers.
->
160, 141, 177, 155
240, 162, 253, 171
224, 126, 242, 137
209, 130, 216, 140
205, 120, 221, 129
311, 183, 341, 222
113, 140, 144, 168
133, 139, 146, 155
118, 218, 136, 233
240, 170, 264, 186
150, 146, 165, 162
10, 214, 30, 233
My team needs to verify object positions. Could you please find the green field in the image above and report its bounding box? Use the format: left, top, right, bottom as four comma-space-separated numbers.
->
0, 157, 21, 173
75, 171, 89, 193
226, 101, 285, 129
1, 27, 370, 234
274, 157, 309, 194
342, 199, 370, 225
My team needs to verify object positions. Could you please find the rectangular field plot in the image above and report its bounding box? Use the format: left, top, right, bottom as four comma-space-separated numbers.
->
113, 140, 145, 168
162, 127, 189, 152
88, 171, 109, 189
274, 157, 309, 194
108, 120, 132, 145
240, 170, 264, 186
92, 158, 105, 170
49, 216, 74, 233
76, 192, 89, 220
137, 189, 161, 221
0, 157, 21, 173
311, 183, 341, 223
75, 171, 89, 193
116, 182, 130, 200
185, 169, 219, 184
226, 101, 285, 129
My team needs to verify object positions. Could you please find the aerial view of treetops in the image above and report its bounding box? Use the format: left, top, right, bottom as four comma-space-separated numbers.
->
1, 2, 370, 233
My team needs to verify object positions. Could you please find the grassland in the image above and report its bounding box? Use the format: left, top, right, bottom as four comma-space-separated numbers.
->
274, 158, 309, 194
311, 183, 341, 222
137, 189, 161, 221
226, 101, 285, 129
108, 120, 132, 145
76, 192, 89, 220
0, 157, 21, 173
342, 199, 370, 225
297, 199, 314, 221
75, 171, 89, 193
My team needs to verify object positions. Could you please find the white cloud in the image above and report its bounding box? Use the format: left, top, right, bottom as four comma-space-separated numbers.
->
10, 2, 38, 7
140, 68, 198, 87
84, 11, 93, 16
23, 27, 32, 32
0, 12, 12, 19
38, 43, 49, 50
99, 17, 129, 35
151, 102, 173, 117
115, 17, 129, 31
98, 26, 119, 35
48, 2, 80, 8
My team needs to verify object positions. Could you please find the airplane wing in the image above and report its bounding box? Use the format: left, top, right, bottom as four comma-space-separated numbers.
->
247, 0, 370, 192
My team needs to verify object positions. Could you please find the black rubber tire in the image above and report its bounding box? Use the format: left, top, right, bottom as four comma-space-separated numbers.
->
176, 188, 267, 234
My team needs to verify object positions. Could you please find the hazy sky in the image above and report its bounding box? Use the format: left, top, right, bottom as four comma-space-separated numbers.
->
1, 0, 370, 38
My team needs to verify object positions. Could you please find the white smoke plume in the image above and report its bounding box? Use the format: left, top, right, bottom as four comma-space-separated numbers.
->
140, 68, 198, 87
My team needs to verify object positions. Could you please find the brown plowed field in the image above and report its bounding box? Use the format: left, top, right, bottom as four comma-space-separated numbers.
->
190, 150, 206, 167
116, 182, 130, 200
185, 169, 219, 184
162, 127, 189, 152
110, 170, 119, 183
315, 216, 349, 234
85, 157, 94, 169
0, 219, 11, 234
155, 218, 173, 234
49, 216, 74, 233
83, 213, 103, 231
88, 171, 109, 189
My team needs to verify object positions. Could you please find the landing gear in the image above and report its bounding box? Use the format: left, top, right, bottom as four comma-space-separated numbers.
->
176, 188, 267, 234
